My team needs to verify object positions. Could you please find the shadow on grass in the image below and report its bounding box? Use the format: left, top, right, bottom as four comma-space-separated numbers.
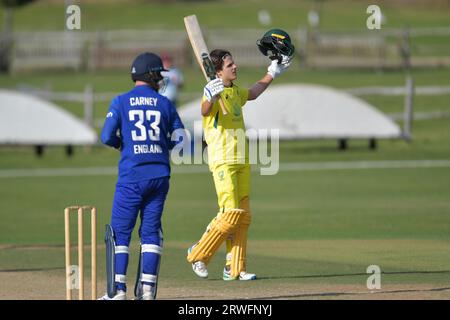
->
0, 267, 64, 273
252, 286, 450, 300
253, 270, 450, 299
256, 269, 450, 281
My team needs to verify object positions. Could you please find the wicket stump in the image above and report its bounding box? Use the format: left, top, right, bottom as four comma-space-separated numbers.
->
64, 206, 97, 300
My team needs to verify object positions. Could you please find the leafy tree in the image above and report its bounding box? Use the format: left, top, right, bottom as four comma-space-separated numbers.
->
0, 0, 37, 72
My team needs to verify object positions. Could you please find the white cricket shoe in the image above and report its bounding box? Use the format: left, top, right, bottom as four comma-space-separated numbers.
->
223, 267, 257, 281
135, 284, 156, 300
238, 271, 257, 281
98, 290, 127, 300
188, 245, 208, 278
192, 261, 209, 278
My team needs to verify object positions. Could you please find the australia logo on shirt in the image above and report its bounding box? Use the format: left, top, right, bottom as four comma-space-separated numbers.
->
232, 103, 241, 117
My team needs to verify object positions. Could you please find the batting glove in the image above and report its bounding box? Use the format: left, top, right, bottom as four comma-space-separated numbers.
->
204, 78, 224, 102
267, 55, 292, 79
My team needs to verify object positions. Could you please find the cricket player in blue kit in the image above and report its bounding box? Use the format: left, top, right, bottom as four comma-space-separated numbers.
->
99, 52, 184, 300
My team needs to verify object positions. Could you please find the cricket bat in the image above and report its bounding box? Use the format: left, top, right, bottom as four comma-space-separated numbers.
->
184, 14, 228, 115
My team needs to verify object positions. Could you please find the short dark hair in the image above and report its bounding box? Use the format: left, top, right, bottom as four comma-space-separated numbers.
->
210, 49, 232, 72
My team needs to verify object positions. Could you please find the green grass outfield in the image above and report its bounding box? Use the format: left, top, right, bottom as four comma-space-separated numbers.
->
1, 66, 450, 299
1, 118, 450, 299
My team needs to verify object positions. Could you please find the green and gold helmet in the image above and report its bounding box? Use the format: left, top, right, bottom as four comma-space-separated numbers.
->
256, 28, 295, 62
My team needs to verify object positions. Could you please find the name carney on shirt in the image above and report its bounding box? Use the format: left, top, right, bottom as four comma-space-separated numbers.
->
130, 96, 163, 155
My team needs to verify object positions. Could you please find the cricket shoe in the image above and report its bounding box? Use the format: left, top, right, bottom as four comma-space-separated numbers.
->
188, 245, 208, 278
135, 284, 156, 300
98, 290, 127, 300
223, 267, 257, 281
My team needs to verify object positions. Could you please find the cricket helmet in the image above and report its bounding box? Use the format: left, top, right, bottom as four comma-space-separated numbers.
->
256, 28, 295, 61
131, 52, 168, 83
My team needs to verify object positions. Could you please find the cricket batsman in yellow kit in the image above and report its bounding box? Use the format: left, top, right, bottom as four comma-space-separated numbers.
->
187, 29, 295, 280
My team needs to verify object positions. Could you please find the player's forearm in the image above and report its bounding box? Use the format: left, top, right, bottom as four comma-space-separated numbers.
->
248, 74, 273, 101
101, 121, 121, 149
201, 99, 214, 116
101, 134, 121, 149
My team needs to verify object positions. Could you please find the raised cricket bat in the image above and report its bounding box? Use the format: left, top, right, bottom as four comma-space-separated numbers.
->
184, 14, 228, 115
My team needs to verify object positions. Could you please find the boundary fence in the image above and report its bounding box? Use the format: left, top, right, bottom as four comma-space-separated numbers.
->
19, 77, 450, 138
3, 27, 450, 73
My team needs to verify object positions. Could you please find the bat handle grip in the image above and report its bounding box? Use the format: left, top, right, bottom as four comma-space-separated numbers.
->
218, 97, 228, 115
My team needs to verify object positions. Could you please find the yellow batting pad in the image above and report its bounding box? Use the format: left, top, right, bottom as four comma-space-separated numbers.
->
226, 196, 251, 268
187, 209, 245, 265
230, 211, 252, 278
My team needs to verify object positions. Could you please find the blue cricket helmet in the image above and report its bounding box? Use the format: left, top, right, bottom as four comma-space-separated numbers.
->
131, 52, 168, 83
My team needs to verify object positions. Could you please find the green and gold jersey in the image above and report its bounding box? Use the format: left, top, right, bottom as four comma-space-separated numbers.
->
202, 84, 249, 170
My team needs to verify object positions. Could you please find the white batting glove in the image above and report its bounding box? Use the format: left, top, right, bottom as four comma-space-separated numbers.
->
281, 54, 293, 66
204, 78, 224, 102
267, 55, 292, 79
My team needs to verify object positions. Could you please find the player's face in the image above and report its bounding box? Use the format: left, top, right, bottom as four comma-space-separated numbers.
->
218, 56, 237, 83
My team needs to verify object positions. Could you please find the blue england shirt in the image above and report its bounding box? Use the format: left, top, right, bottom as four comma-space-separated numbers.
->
101, 85, 184, 183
